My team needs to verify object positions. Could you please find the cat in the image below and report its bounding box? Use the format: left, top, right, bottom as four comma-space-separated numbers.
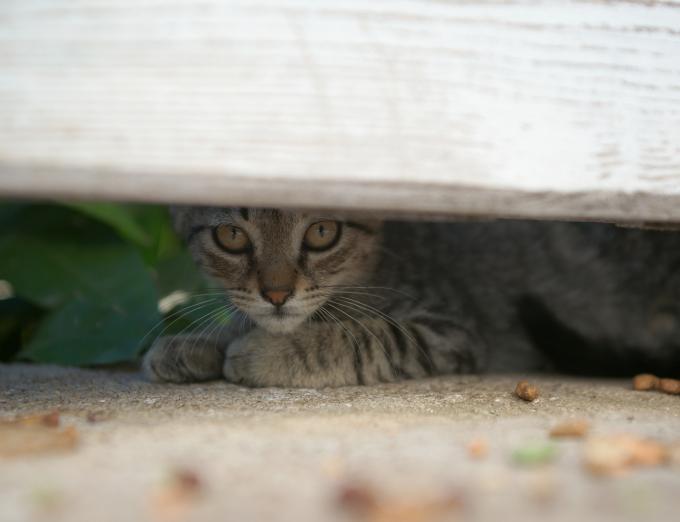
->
143, 207, 680, 387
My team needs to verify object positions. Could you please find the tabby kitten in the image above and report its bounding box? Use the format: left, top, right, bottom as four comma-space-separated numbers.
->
143, 207, 680, 387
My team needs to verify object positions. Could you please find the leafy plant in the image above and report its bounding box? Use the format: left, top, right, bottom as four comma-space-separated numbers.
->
0, 202, 219, 366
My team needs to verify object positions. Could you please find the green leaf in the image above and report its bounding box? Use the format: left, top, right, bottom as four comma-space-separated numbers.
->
511, 443, 558, 466
154, 251, 208, 298
0, 203, 29, 226
128, 206, 182, 264
0, 205, 143, 309
19, 246, 161, 365
0, 297, 44, 361
22, 289, 160, 365
63, 202, 151, 249
61, 203, 184, 267
0, 204, 162, 364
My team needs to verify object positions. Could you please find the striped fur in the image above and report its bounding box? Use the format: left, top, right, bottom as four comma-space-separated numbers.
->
144, 209, 680, 387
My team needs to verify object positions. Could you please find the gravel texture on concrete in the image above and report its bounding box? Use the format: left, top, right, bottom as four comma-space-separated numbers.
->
1, 363, 679, 522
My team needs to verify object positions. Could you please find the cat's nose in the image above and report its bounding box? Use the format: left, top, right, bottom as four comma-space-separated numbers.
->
261, 288, 292, 306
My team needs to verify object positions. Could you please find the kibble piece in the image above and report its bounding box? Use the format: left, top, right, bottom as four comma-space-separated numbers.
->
0, 425, 78, 457
467, 439, 488, 459
629, 438, 668, 466
39, 411, 60, 428
668, 443, 680, 468
658, 378, 680, 394
584, 435, 668, 476
9, 410, 61, 428
658, 378, 680, 395
549, 420, 589, 438
336, 484, 462, 522
515, 380, 540, 402
583, 436, 631, 476
632, 374, 659, 391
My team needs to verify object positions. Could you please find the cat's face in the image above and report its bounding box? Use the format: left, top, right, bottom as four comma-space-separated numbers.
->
173, 207, 382, 333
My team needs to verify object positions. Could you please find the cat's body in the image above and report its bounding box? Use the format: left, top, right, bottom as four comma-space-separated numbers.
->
143, 208, 680, 387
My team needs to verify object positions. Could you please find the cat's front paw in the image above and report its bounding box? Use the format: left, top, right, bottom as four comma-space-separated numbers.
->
223, 329, 295, 387
222, 329, 270, 386
143, 335, 225, 383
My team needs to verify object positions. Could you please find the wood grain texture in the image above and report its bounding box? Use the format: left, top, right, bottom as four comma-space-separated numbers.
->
1, 0, 679, 220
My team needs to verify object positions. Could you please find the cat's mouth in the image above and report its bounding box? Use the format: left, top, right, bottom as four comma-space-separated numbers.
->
252, 308, 308, 334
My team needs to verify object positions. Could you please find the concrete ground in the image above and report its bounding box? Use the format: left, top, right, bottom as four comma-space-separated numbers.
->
1, 364, 679, 522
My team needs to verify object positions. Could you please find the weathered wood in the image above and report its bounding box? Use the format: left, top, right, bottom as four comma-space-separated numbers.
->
1, 0, 679, 221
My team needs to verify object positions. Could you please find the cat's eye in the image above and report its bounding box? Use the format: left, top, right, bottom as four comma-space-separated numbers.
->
213, 224, 251, 253
303, 220, 341, 251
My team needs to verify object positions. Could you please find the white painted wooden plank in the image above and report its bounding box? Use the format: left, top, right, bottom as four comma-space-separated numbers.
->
0, 0, 679, 220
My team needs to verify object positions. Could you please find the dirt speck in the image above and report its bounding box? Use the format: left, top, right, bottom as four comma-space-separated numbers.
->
86, 410, 112, 423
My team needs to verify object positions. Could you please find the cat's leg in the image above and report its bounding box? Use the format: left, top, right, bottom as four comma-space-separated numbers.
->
223, 316, 484, 387
141, 322, 244, 385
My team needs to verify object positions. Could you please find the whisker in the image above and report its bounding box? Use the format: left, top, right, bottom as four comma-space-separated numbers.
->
171, 292, 227, 300
173, 306, 232, 368
324, 290, 387, 301
324, 301, 392, 366
332, 301, 426, 364
317, 305, 360, 354
378, 245, 409, 265
171, 303, 235, 346
183, 304, 237, 359
332, 296, 417, 345
190, 303, 234, 353
324, 285, 415, 300
325, 301, 396, 371
332, 296, 435, 372
237, 309, 251, 335
138, 298, 220, 349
